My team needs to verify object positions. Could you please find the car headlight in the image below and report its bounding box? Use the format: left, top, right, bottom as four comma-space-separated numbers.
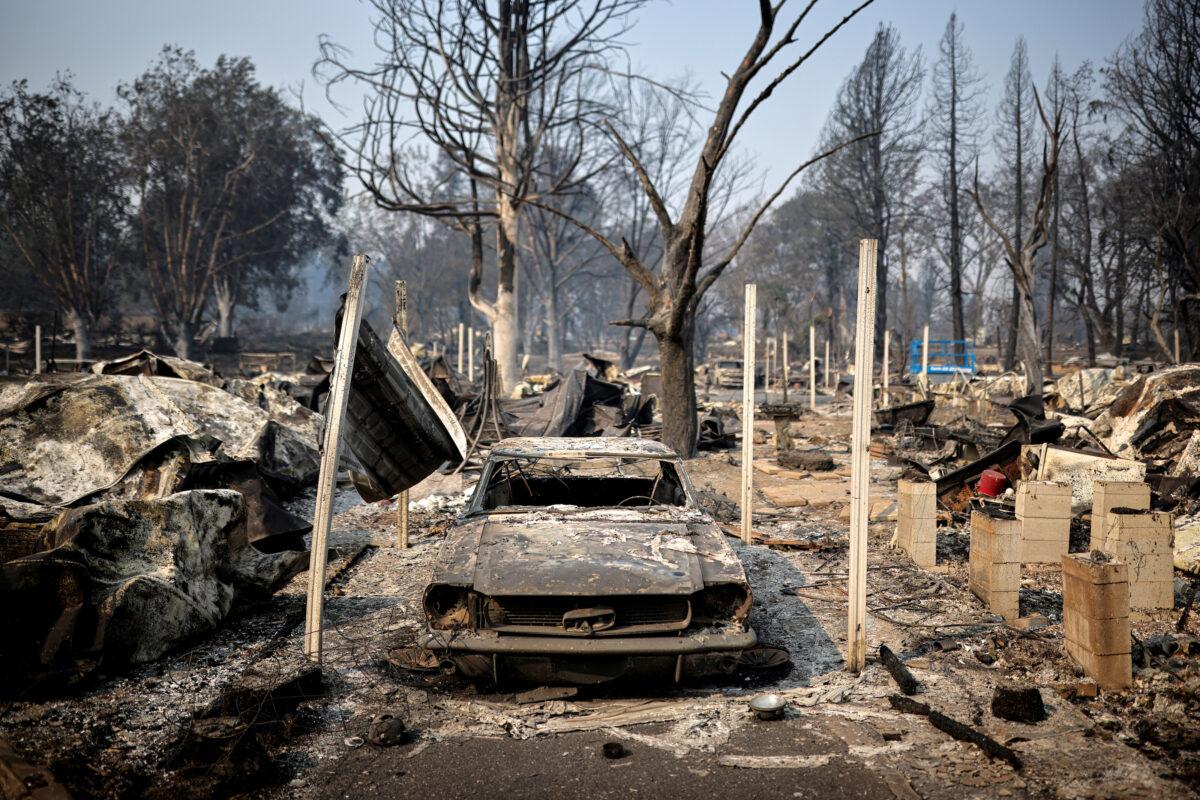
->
692, 584, 752, 623
424, 584, 471, 630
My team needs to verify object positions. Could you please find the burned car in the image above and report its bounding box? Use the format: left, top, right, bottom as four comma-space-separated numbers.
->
418, 437, 755, 684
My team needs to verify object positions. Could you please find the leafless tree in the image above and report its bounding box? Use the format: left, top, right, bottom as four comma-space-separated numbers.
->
927, 12, 985, 343
816, 22, 924, 357
536, 0, 876, 456
993, 37, 1035, 370
972, 86, 1066, 398
316, 0, 642, 391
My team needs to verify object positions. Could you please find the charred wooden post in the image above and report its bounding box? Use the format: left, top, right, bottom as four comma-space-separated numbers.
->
741, 283, 757, 546
305, 253, 370, 662
468, 327, 475, 383
824, 339, 831, 389
33, 324, 41, 375
808, 324, 817, 412
848, 239, 878, 673
879, 643, 920, 694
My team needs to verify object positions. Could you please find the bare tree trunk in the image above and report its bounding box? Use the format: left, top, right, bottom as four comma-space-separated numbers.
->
67, 308, 92, 362
215, 278, 235, 338
1045, 174, 1059, 369
1016, 263, 1043, 396
173, 319, 195, 361
658, 318, 697, 458
546, 281, 561, 372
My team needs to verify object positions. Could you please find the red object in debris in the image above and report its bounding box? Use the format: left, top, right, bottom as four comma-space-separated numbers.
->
976, 469, 1008, 497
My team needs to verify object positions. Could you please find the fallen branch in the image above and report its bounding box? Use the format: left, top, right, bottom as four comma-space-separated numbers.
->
878, 645, 920, 695
888, 695, 1023, 770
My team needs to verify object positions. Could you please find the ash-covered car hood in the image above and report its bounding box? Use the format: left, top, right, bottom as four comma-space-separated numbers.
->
431, 507, 747, 596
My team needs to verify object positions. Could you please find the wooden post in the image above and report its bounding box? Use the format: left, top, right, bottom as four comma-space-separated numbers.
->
781, 330, 789, 404
809, 324, 817, 412
882, 329, 891, 407
848, 239, 879, 674
305, 254, 370, 663
824, 339, 831, 389
920, 324, 930, 396
468, 327, 475, 382
741, 284, 757, 546
33, 324, 41, 375
394, 281, 410, 550
1175, 329, 1182, 364
457, 323, 465, 373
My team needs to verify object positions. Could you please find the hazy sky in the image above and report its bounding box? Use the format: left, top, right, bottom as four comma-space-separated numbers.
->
0, 0, 1146, 186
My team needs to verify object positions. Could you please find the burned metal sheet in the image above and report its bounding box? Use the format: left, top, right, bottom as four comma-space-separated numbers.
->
91, 348, 224, 386
1021, 443, 1146, 512
338, 314, 466, 501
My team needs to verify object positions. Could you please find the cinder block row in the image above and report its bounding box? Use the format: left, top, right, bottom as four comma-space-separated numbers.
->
1090, 480, 1150, 550
969, 510, 1021, 620
895, 480, 936, 567
1061, 554, 1132, 690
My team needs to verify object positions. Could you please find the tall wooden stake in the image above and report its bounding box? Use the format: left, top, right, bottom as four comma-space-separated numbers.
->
741, 284, 757, 546
882, 329, 891, 407
809, 324, 817, 412
848, 239, 878, 674
781, 330, 789, 404
33, 324, 41, 375
920, 324, 930, 397
1175, 329, 1182, 364
457, 323, 465, 373
468, 327, 475, 382
305, 254, 370, 663
824, 339, 831, 389
395, 281, 410, 550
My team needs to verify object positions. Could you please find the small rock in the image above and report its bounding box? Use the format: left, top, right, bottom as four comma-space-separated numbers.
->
603, 742, 626, 759
368, 714, 407, 747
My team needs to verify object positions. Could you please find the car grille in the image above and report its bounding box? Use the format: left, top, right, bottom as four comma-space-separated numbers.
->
482, 595, 691, 634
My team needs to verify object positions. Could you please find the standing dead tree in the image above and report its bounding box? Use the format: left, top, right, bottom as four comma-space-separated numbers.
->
537, 0, 876, 457
317, 0, 640, 392
971, 87, 1066, 399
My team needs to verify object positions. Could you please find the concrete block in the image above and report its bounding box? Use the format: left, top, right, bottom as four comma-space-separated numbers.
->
1128, 580, 1173, 611
1016, 481, 1072, 519
1063, 571, 1131, 620
970, 511, 1021, 564
1090, 481, 1150, 550
1063, 612, 1131, 656
1062, 554, 1127, 585
1064, 639, 1132, 690
1021, 537, 1069, 564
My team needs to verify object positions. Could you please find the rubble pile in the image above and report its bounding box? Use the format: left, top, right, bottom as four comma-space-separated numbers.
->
0, 355, 323, 691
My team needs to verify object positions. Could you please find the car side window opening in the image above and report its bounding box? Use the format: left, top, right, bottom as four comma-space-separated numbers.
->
478, 455, 688, 510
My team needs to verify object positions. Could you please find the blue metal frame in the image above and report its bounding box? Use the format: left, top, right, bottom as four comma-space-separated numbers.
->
908, 339, 976, 375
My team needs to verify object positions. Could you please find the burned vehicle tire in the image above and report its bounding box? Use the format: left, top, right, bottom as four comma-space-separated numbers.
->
417, 437, 756, 685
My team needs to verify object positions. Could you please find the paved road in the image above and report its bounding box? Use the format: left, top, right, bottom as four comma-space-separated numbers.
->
312, 718, 893, 800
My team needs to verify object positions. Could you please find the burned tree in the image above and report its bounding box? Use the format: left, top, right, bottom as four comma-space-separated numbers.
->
971, 86, 1066, 399
317, 0, 640, 392
540, 0, 876, 457
927, 13, 984, 343
0, 78, 125, 361
815, 23, 924, 357
994, 38, 1035, 370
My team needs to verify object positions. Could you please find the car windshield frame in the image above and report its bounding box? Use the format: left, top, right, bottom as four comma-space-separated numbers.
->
464, 451, 699, 516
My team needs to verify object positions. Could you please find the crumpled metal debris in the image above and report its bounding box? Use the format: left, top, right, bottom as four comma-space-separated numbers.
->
0, 489, 305, 692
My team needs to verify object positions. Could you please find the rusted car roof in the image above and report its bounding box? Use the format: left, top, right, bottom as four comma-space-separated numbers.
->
489, 436, 677, 459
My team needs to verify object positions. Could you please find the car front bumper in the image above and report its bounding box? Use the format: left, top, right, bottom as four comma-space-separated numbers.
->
418, 626, 756, 656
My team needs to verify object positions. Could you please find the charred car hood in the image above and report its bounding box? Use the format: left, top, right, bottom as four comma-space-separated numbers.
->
431, 509, 747, 597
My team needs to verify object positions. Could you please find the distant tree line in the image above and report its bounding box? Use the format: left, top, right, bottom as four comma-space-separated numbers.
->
0, 47, 343, 360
